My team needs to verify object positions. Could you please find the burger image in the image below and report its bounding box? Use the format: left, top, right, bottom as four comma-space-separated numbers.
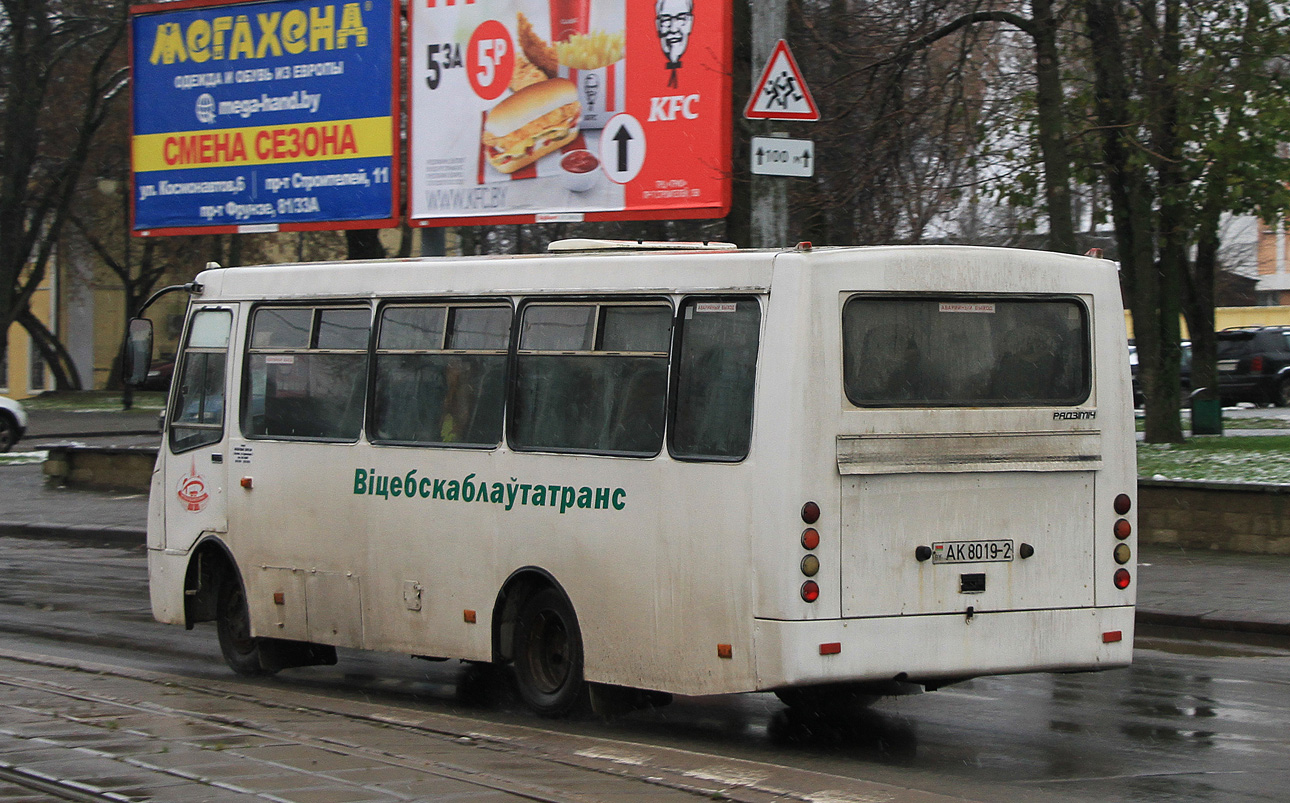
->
482, 78, 581, 174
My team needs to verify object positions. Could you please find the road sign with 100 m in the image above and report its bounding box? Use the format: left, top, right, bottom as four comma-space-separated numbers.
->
751, 137, 814, 177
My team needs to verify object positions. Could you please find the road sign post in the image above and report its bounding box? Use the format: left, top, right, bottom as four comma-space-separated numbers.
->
746, 26, 818, 248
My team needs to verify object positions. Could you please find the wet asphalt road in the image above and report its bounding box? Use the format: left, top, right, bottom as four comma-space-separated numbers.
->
0, 533, 1287, 802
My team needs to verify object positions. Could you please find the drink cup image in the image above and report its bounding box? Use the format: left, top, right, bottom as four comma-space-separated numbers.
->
549, 0, 591, 43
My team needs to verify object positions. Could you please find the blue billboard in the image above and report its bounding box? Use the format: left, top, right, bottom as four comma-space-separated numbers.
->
130, 0, 397, 235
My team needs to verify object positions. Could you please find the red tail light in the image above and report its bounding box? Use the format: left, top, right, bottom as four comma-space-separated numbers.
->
1252, 355, 1264, 372
1113, 569, 1131, 589
801, 501, 820, 524
801, 581, 820, 602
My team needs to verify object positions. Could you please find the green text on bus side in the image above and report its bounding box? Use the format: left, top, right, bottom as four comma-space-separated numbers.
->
352, 469, 625, 512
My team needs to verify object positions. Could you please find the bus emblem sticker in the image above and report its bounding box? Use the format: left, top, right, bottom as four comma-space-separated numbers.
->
177, 459, 210, 512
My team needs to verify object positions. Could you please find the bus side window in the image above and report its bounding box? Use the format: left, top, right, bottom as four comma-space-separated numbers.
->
170, 309, 233, 453
243, 306, 371, 441
669, 298, 761, 461
511, 302, 671, 456
370, 304, 510, 447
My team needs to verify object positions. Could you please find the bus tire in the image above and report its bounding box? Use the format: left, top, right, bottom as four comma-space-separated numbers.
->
216, 576, 275, 677
512, 588, 588, 717
775, 685, 879, 715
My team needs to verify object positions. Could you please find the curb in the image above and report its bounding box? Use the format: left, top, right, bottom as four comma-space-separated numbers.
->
1135, 609, 1290, 638
27, 430, 160, 439
0, 521, 146, 546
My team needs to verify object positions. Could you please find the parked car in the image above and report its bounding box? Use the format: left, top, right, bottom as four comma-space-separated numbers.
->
0, 395, 29, 452
1130, 340, 1191, 407
1216, 326, 1290, 406
139, 360, 174, 391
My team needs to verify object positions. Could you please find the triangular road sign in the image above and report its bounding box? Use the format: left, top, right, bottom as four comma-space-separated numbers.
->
744, 40, 820, 121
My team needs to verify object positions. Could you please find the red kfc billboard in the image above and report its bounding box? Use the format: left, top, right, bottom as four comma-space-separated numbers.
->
408, 0, 731, 226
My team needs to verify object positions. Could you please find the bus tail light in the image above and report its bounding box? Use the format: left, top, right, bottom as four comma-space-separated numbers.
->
1114, 519, 1132, 539
1113, 569, 1131, 589
801, 501, 820, 524
1114, 493, 1132, 515
801, 555, 820, 576
801, 528, 819, 550
1102, 630, 1123, 643
801, 581, 819, 602
1114, 544, 1132, 564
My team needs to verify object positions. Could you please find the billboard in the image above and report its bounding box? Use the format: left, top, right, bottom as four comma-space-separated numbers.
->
130, 0, 398, 236
408, 0, 732, 226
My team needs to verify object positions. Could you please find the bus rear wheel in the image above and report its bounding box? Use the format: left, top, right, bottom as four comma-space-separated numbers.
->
513, 588, 588, 717
216, 576, 274, 676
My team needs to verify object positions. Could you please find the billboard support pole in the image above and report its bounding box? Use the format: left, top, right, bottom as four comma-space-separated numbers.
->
750, 0, 788, 249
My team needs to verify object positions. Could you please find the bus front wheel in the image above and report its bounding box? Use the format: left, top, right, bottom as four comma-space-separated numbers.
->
512, 588, 588, 716
216, 577, 274, 676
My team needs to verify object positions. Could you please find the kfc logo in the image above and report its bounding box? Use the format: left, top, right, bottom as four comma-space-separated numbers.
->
655, 0, 693, 87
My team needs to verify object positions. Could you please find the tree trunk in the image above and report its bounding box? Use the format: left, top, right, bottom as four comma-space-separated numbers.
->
1147, 0, 1185, 431
724, 0, 752, 247
18, 307, 81, 391
1031, 0, 1076, 253
1085, 0, 1181, 443
346, 229, 385, 260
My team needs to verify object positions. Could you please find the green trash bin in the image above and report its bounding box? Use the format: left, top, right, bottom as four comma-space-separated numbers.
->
1191, 391, 1222, 436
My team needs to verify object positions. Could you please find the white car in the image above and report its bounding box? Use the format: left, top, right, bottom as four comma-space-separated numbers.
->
0, 395, 29, 452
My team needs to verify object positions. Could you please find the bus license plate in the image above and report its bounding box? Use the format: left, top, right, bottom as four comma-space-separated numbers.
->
932, 540, 1014, 563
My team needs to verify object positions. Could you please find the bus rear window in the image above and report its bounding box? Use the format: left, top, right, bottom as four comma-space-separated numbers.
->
842, 297, 1089, 407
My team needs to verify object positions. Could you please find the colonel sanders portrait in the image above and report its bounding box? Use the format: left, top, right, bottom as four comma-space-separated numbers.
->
656, 0, 693, 87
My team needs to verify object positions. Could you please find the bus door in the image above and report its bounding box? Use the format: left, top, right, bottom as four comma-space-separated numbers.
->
837, 295, 1098, 617
164, 307, 236, 553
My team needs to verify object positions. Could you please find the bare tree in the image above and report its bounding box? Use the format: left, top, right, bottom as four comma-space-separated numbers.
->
1, 0, 128, 388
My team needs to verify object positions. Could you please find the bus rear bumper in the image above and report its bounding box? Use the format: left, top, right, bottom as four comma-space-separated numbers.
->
753, 605, 1135, 691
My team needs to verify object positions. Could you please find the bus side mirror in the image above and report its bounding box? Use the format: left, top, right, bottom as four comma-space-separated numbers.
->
124, 318, 154, 387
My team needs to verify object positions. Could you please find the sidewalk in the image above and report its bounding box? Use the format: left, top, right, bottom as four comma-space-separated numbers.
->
3, 462, 1289, 638
22, 406, 163, 440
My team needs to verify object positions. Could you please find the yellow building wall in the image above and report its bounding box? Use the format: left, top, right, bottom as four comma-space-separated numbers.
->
3, 279, 54, 400
1126, 306, 1290, 340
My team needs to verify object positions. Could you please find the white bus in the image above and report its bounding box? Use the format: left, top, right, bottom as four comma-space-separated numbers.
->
132, 242, 1137, 716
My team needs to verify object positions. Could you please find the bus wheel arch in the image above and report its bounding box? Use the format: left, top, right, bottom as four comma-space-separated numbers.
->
492, 568, 589, 717
183, 536, 240, 629
184, 537, 336, 677
182, 538, 272, 677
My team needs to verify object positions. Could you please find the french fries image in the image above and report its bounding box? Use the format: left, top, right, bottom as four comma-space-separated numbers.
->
554, 30, 626, 70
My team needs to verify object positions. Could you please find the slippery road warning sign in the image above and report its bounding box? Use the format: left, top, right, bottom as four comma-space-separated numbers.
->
744, 40, 819, 121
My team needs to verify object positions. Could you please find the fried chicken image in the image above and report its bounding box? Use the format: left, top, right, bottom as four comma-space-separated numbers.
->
517, 12, 559, 78
509, 50, 549, 91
